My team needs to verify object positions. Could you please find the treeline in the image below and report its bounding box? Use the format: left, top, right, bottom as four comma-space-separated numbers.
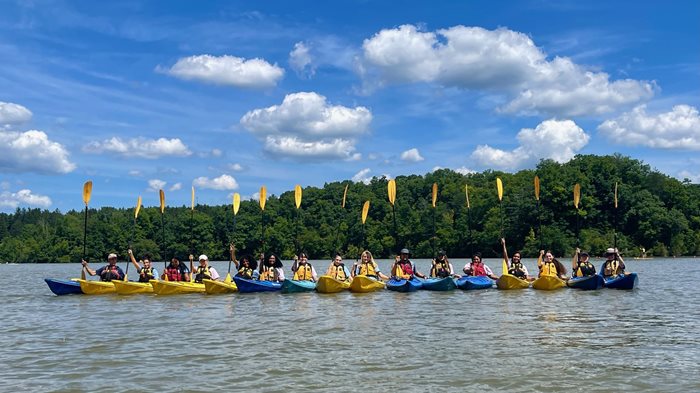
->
1, 154, 699, 263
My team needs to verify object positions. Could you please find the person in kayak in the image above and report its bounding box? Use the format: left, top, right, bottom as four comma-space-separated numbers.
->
352, 250, 390, 281
601, 248, 626, 278
500, 238, 532, 280
325, 253, 351, 282
462, 252, 499, 280
233, 254, 259, 280
391, 248, 427, 279
537, 250, 568, 279
161, 257, 190, 282
190, 254, 220, 283
571, 248, 596, 277
259, 253, 285, 282
430, 250, 460, 278
291, 252, 318, 282
81, 253, 125, 282
127, 249, 159, 282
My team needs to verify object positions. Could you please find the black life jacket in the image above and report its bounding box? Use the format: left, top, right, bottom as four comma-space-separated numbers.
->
138, 266, 155, 282
575, 261, 596, 277
431, 260, 451, 278
508, 261, 527, 278
100, 265, 121, 282
194, 265, 212, 283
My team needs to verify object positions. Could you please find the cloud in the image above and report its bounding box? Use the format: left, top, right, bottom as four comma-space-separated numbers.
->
678, 170, 700, 184
228, 163, 244, 171
289, 42, 315, 78
83, 137, 192, 158
193, 174, 239, 190
361, 25, 654, 116
169, 182, 182, 191
352, 168, 373, 184
0, 188, 52, 209
128, 170, 142, 177
0, 102, 32, 125
0, 130, 76, 174
400, 148, 424, 162
471, 119, 589, 170
147, 179, 166, 192
598, 104, 700, 150
210, 148, 222, 157
160, 54, 284, 89
455, 166, 475, 175
240, 92, 372, 160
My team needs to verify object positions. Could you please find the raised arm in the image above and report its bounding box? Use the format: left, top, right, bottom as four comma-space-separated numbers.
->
189, 254, 195, 278
128, 249, 142, 270
81, 259, 97, 276
501, 238, 509, 266
230, 244, 239, 269
537, 250, 545, 268
571, 247, 580, 270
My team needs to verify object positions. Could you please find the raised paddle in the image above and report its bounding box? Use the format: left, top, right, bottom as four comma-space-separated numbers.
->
294, 184, 302, 255
188, 187, 196, 281
125, 195, 142, 281
81, 180, 93, 280
259, 185, 267, 258
387, 179, 397, 249
465, 184, 472, 256
496, 177, 504, 239
573, 183, 582, 276
431, 182, 438, 257
534, 175, 542, 250
226, 192, 241, 282
361, 200, 370, 250
159, 189, 166, 278
333, 183, 349, 253
614, 182, 619, 264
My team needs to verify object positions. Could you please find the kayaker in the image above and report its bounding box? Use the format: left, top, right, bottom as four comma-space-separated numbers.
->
500, 238, 532, 280
190, 254, 220, 283
127, 249, 159, 282
537, 250, 568, 279
462, 252, 499, 280
571, 248, 596, 277
430, 250, 460, 278
81, 253, 125, 282
600, 248, 626, 278
325, 253, 351, 282
259, 253, 285, 282
291, 252, 318, 282
391, 248, 427, 279
161, 257, 190, 282
234, 254, 259, 280
351, 250, 389, 280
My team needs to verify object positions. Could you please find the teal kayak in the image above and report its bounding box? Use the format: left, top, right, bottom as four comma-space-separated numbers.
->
422, 277, 457, 291
281, 279, 316, 293
456, 276, 493, 290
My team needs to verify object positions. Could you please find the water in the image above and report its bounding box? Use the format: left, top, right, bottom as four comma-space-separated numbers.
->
1, 258, 698, 392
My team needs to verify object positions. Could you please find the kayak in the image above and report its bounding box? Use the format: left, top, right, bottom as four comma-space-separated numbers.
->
77, 279, 116, 295
422, 277, 457, 291
233, 276, 282, 293
349, 275, 386, 293
45, 278, 82, 295
496, 274, 530, 290
456, 276, 493, 290
113, 280, 154, 295
151, 280, 205, 295
386, 277, 423, 293
604, 273, 638, 290
567, 275, 604, 290
203, 277, 238, 294
532, 275, 566, 290
281, 279, 317, 293
316, 275, 351, 293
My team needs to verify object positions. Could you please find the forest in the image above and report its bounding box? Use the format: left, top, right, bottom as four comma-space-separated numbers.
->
1, 154, 698, 263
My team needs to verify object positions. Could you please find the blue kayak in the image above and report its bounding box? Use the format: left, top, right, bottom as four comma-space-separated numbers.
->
281, 279, 316, 293
233, 276, 283, 293
45, 278, 83, 295
567, 275, 604, 290
386, 277, 423, 292
422, 277, 457, 291
456, 276, 493, 290
603, 273, 638, 290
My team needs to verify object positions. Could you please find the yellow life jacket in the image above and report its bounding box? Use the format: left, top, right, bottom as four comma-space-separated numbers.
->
603, 259, 621, 277
138, 266, 155, 282
430, 260, 451, 278
329, 264, 348, 281
540, 261, 558, 277
237, 266, 254, 279
357, 262, 378, 277
194, 265, 211, 283
293, 264, 313, 281
393, 262, 412, 280
260, 266, 277, 281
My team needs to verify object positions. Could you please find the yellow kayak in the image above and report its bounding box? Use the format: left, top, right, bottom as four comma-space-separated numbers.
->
349, 275, 386, 293
316, 275, 351, 293
151, 280, 205, 295
203, 277, 237, 294
77, 279, 115, 295
496, 274, 530, 290
532, 275, 566, 290
112, 280, 154, 295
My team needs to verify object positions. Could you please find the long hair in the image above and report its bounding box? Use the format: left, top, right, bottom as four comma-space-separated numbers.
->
360, 250, 375, 264
260, 253, 283, 272
240, 255, 257, 271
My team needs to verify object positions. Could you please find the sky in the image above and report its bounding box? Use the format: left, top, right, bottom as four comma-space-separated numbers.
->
1, 0, 699, 212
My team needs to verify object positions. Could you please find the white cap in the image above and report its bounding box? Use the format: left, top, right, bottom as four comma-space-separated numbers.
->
108, 253, 118, 259
605, 248, 617, 254
198, 254, 208, 261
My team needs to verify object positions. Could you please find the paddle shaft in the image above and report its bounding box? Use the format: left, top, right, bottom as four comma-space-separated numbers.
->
432, 207, 436, 257
261, 209, 266, 257
161, 212, 166, 270
391, 205, 398, 250
83, 205, 88, 260
189, 208, 194, 256
536, 200, 542, 250
467, 206, 472, 256
229, 215, 236, 274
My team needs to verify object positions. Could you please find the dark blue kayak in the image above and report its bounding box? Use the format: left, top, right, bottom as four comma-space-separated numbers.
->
567, 274, 604, 290
422, 277, 457, 291
603, 273, 638, 290
233, 276, 283, 293
281, 279, 316, 293
386, 277, 423, 292
456, 276, 493, 290
45, 278, 83, 295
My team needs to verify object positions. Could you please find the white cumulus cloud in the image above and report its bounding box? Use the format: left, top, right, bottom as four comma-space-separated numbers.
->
598, 104, 700, 150
289, 42, 315, 78
193, 174, 239, 190
161, 54, 284, 89
0, 130, 76, 174
0, 102, 32, 126
83, 137, 192, 158
169, 182, 182, 191
228, 163, 244, 172
352, 168, 373, 184
0, 188, 52, 209
400, 148, 424, 162
147, 179, 167, 192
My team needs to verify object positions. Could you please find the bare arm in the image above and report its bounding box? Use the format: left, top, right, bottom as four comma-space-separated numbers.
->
81, 260, 96, 276
537, 250, 544, 268
128, 249, 142, 270
230, 244, 239, 269
571, 248, 580, 270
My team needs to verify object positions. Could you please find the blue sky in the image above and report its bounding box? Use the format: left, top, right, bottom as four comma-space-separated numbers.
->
1, 0, 699, 212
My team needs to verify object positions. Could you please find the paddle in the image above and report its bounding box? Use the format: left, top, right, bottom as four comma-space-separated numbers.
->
496, 177, 504, 239
534, 175, 542, 250
361, 200, 370, 250
189, 187, 195, 280
294, 184, 302, 255
388, 179, 397, 249
125, 195, 142, 281
81, 180, 93, 280
226, 192, 240, 283
159, 189, 166, 279
465, 184, 472, 256
573, 183, 582, 276
431, 182, 438, 257
259, 185, 267, 260
614, 182, 619, 266
334, 184, 349, 253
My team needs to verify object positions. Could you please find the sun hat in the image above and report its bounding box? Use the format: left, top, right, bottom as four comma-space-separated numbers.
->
199, 254, 209, 261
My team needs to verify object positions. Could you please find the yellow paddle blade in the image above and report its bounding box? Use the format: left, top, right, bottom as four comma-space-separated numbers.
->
465, 184, 470, 209
295, 184, 302, 209
576, 267, 583, 278
342, 184, 349, 209
191, 186, 195, 211
259, 186, 267, 211
534, 175, 540, 201
233, 193, 240, 215
361, 200, 370, 224
159, 189, 165, 214
431, 182, 438, 208
614, 182, 618, 209
496, 177, 503, 201
82, 180, 93, 205
135, 196, 142, 219
574, 183, 581, 209
224, 272, 232, 283
502, 258, 509, 276
387, 179, 396, 206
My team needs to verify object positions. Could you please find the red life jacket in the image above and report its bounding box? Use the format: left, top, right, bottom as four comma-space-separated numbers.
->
100, 265, 121, 282
471, 262, 487, 277
398, 261, 414, 276
165, 265, 187, 281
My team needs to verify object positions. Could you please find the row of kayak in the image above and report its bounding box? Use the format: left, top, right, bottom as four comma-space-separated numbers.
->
45, 272, 637, 296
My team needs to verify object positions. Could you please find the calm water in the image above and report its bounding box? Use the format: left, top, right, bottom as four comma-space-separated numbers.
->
1, 258, 698, 392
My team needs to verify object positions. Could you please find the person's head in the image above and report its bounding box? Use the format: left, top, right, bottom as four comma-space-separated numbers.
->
264, 254, 283, 268
400, 248, 410, 261
170, 257, 180, 266
544, 251, 554, 262
361, 250, 373, 263
580, 251, 590, 262
437, 250, 446, 261
298, 252, 308, 264
512, 251, 522, 262
142, 254, 152, 268
333, 253, 342, 265
198, 255, 209, 266
107, 253, 118, 265
472, 252, 482, 264
605, 248, 617, 260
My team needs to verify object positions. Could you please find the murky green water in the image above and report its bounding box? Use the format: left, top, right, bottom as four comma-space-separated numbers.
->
1, 258, 698, 392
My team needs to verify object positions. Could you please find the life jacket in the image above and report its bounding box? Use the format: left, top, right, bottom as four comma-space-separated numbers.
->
293, 264, 314, 281
329, 264, 348, 281
603, 259, 622, 277
508, 261, 527, 278
356, 262, 378, 278
100, 265, 121, 282
574, 261, 596, 277
468, 262, 487, 277
194, 265, 212, 283
540, 261, 559, 277
138, 266, 155, 282
395, 261, 413, 279
260, 265, 277, 282
430, 260, 451, 278
237, 266, 254, 279
165, 264, 188, 282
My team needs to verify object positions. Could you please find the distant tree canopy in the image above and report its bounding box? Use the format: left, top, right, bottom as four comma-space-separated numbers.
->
1, 154, 698, 263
